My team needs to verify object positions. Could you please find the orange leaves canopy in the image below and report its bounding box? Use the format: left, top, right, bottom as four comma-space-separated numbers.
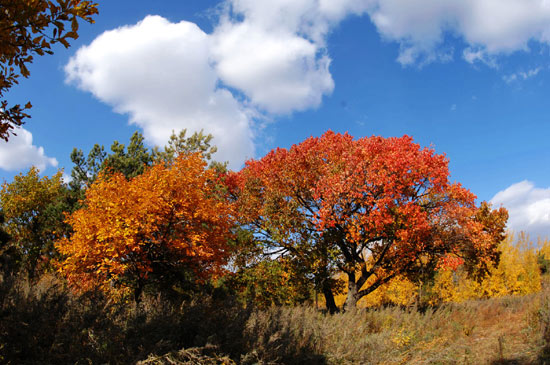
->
56, 153, 233, 300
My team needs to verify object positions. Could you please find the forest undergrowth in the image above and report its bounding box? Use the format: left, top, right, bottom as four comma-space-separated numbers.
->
2, 271, 550, 364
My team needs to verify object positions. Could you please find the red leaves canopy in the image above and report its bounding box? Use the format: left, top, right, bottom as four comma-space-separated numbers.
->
229, 131, 507, 306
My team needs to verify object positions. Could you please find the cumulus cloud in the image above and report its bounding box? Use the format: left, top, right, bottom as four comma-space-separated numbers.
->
64, 2, 370, 167
216, 0, 550, 73
365, 0, 550, 65
210, 0, 369, 113
65, 2, 373, 168
491, 181, 550, 239
211, 21, 334, 114
64, 5, 346, 167
65, 1, 550, 168
0, 128, 58, 171
224, 0, 370, 45
66, 16, 254, 169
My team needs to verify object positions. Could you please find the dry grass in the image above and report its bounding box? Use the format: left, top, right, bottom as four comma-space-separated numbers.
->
1, 271, 550, 364
238, 294, 546, 364
138, 346, 236, 365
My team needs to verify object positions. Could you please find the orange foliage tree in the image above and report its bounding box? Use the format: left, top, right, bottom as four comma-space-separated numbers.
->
229, 131, 507, 311
56, 153, 234, 301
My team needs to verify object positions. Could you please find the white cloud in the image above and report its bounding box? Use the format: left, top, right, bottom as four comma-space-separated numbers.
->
65, 1, 550, 169
211, 21, 334, 114
463, 48, 485, 64
491, 181, 550, 239
0, 128, 58, 171
462, 47, 498, 68
65, 3, 369, 167
66, 15, 254, 169
502, 67, 542, 83
365, 0, 550, 65
225, 0, 370, 44
210, 0, 374, 113
62, 172, 73, 184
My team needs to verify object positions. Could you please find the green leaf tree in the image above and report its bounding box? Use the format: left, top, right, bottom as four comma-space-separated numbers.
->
153, 129, 218, 164
70, 129, 222, 191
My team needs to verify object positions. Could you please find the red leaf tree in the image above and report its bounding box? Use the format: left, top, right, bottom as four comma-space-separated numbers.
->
229, 131, 507, 311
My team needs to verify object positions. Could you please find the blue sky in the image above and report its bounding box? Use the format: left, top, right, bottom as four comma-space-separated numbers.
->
1, 0, 550, 238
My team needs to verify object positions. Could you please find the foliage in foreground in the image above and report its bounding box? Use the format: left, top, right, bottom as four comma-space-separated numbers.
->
1, 270, 550, 364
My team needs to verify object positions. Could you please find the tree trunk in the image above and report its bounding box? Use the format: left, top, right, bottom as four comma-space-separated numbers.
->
344, 272, 358, 310
134, 279, 144, 304
322, 280, 338, 314
319, 241, 338, 313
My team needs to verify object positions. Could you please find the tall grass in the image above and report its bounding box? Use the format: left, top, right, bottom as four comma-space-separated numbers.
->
1, 272, 549, 364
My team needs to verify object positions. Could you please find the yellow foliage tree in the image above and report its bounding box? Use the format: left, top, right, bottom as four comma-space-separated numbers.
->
480, 232, 541, 297
537, 237, 550, 277
332, 270, 418, 308
358, 274, 418, 307
333, 232, 542, 307
430, 232, 541, 304
0, 167, 65, 275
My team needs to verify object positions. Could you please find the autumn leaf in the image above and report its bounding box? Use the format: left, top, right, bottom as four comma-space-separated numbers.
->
0, 0, 98, 140
230, 131, 507, 311
56, 153, 234, 302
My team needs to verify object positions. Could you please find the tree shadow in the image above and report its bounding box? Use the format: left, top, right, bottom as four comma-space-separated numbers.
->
491, 357, 540, 365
